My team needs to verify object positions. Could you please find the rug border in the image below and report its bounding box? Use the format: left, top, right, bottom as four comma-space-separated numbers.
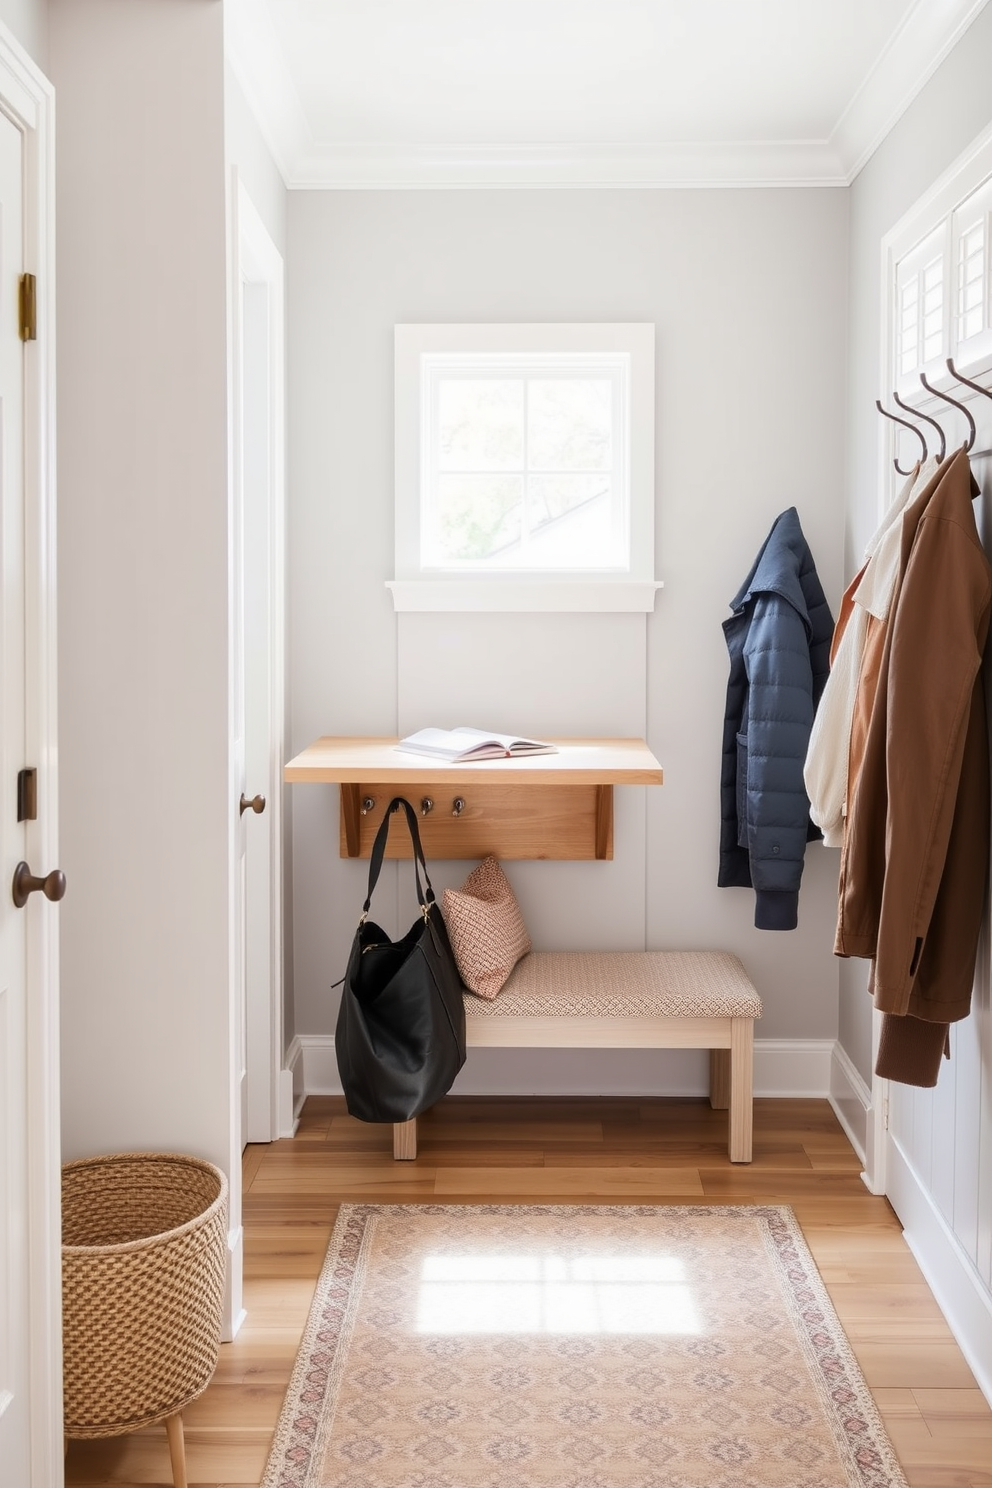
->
258, 1203, 909, 1488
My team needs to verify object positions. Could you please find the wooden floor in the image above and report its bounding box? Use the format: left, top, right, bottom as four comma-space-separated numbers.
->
64, 1095, 992, 1487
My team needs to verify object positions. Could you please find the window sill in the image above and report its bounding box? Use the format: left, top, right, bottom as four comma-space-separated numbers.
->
386, 578, 664, 613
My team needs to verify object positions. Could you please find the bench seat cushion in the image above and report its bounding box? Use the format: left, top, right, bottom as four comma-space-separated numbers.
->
465, 951, 762, 1020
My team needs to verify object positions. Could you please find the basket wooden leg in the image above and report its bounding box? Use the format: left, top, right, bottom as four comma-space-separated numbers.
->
394, 1118, 417, 1160
165, 1410, 188, 1488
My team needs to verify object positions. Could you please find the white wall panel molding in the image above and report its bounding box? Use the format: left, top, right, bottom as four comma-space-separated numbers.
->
829, 1041, 871, 1167
387, 580, 663, 614
286, 140, 847, 191
294, 1034, 834, 1100
831, 0, 991, 183
888, 1133, 992, 1409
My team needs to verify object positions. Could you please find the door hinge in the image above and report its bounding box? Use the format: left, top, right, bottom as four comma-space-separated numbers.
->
19, 273, 36, 342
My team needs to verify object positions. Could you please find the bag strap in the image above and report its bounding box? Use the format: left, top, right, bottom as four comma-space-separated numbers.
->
362, 797, 436, 923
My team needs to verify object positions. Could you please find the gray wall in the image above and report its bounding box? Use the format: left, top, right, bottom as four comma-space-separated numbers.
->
842, 0, 992, 1084
287, 186, 849, 1090
52, 0, 235, 1175
841, 0, 992, 1398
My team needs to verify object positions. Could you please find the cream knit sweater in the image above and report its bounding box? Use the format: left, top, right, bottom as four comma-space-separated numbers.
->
804, 458, 938, 847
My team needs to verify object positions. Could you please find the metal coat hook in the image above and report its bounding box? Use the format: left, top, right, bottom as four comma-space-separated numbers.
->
946, 356, 992, 406
920, 371, 976, 452
946, 357, 992, 459
893, 389, 944, 462
875, 398, 926, 475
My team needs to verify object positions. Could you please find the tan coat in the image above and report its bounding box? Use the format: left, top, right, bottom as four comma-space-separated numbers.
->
836, 448, 991, 1024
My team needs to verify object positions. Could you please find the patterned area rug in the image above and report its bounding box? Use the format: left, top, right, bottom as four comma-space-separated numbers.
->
261, 1204, 907, 1488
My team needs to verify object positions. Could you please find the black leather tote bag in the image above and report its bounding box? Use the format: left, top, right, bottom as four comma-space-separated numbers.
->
335, 797, 467, 1123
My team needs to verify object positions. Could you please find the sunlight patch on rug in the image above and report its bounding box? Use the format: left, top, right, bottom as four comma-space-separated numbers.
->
416, 1252, 701, 1334
260, 1204, 908, 1488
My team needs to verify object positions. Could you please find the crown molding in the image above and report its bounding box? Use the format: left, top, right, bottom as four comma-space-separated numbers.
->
224, 0, 310, 182
226, 0, 990, 190
830, 0, 991, 182
287, 140, 847, 190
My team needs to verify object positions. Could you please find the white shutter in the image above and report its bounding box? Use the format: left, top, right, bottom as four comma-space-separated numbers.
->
951, 176, 992, 364
894, 224, 948, 391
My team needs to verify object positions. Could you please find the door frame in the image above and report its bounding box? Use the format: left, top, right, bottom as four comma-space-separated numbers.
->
229, 171, 287, 1143
0, 21, 60, 1487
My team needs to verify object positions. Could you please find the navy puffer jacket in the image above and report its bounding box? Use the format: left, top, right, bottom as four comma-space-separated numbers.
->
719, 508, 833, 930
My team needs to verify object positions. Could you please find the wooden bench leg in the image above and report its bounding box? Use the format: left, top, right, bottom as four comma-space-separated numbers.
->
394, 1118, 417, 1159
728, 1017, 753, 1163
709, 1048, 730, 1109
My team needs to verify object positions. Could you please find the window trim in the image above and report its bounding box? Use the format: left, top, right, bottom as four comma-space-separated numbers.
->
882, 121, 992, 503
392, 322, 659, 612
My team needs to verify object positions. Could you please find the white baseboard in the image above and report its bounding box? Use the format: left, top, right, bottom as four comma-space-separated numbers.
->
286, 1034, 307, 1121
222, 1224, 245, 1342
278, 1065, 298, 1138
293, 1034, 835, 1099
887, 1132, 992, 1409
752, 1039, 833, 1097
828, 1042, 871, 1165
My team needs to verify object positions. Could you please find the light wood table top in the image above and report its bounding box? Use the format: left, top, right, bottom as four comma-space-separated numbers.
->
284, 736, 663, 786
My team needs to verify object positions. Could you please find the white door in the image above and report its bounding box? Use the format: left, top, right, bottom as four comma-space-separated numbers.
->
231, 177, 285, 1147
0, 82, 60, 1488
240, 276, 274, 1144
0, 102, 31, 1488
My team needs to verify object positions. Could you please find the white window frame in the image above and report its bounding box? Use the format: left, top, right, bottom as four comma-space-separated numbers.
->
389, 323, 660, 613
882, 121, 992, 501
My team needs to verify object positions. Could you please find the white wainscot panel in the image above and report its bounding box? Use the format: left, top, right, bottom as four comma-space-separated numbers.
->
397, 610, 651, 952
397, 612, 648, 740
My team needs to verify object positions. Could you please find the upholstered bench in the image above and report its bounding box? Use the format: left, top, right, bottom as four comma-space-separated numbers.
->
393, 950, 762, 1164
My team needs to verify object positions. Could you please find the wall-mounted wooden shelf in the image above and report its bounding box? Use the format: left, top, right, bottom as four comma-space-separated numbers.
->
284, 736, 663, 861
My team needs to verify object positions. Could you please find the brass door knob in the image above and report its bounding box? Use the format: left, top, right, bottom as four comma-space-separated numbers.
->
239, 793, 266, 817
12, 861, 66, 909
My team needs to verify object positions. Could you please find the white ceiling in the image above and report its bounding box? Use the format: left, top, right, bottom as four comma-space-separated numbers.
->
227, 0, 991, 187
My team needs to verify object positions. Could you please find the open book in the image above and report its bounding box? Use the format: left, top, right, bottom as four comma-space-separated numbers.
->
395, 727, 558, 762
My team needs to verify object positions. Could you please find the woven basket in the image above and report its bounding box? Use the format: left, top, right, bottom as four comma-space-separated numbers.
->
62, 1152, 228, 1439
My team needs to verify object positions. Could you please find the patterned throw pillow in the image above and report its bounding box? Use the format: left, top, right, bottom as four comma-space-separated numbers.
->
441, 856, 532, 1000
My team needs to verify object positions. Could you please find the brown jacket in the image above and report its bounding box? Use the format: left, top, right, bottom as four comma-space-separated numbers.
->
836, 448, 991, 1023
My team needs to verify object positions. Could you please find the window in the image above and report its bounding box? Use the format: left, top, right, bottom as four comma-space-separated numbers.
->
952, 177, 992, 360
894, 225, 946, 385
883, 125, 992, 499
391, 324, 658, 612
888, 129, 992, 401
425, 359, 625, 572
